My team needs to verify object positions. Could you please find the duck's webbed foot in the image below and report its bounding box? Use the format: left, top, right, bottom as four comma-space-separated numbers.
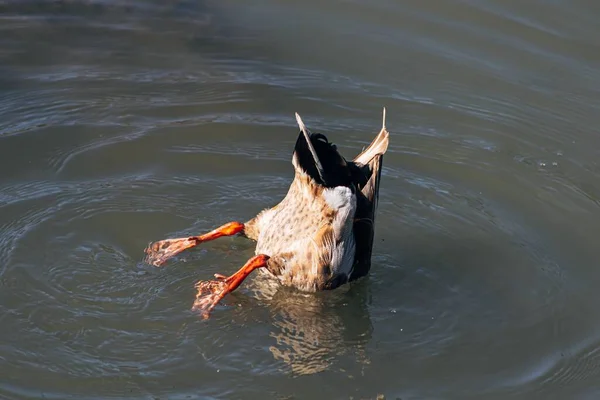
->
144, 221, 245, 266
192, 254, 270, 318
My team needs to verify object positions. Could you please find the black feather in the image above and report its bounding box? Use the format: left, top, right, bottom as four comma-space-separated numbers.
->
293, 131, 354, 188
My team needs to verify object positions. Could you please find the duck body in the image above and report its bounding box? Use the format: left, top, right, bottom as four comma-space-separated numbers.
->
144, 110, 389, 316
246, 172, 357, 291
243, 112, 389, 291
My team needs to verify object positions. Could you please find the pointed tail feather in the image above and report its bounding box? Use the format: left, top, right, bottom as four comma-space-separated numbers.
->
295, 112, 325, 182
353, 107, 390, 166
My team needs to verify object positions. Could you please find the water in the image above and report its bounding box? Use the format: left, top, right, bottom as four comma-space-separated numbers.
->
1, 1, 600, 399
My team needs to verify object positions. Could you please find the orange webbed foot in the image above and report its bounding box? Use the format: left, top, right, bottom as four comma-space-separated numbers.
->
191, 254, 270, 318
144, 222, 245, 266
192, 279, 229, 319
145, 237, 198, 266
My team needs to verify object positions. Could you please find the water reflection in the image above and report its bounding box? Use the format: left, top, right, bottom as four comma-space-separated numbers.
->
246, 278, 373, 375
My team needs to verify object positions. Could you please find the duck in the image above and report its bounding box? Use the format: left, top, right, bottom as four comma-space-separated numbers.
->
145, 109, 390, 318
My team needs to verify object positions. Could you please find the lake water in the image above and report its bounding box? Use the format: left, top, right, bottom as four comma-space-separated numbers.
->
2, 1, 600, 399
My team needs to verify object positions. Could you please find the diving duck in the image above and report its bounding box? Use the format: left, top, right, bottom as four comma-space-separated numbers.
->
145, 109, 389, 317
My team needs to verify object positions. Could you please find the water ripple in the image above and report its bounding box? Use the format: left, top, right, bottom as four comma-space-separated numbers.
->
1, 0, 600, 398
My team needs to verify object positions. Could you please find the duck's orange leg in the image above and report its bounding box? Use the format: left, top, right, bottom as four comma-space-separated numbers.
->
192, 254, 270, 318
144, 221, 245, 266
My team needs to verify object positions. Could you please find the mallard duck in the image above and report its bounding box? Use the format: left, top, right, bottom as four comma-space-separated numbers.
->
145, 109, 389, 317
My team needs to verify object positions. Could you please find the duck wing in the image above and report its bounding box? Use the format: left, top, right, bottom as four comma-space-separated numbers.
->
349, 108, 389, 281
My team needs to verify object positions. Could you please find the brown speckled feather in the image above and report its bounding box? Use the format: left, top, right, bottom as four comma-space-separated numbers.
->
244, 172, 341, 291
243, 110, 389, 290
